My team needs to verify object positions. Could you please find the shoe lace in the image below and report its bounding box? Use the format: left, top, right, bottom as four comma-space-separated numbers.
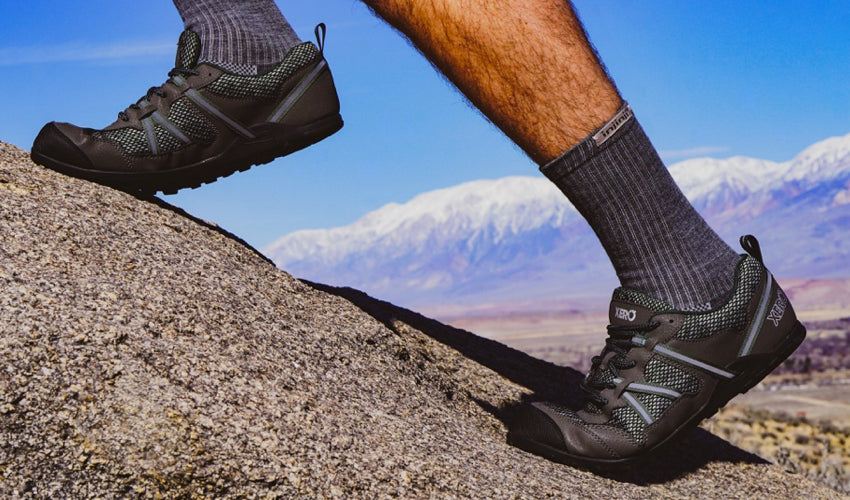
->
118, 67, 198, 121
580, 321, 660, 408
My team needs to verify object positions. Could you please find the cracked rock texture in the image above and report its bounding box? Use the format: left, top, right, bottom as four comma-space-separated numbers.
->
0, 141, 841, 498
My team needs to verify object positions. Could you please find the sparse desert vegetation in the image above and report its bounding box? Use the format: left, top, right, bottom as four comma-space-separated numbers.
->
703, 404, 850, 495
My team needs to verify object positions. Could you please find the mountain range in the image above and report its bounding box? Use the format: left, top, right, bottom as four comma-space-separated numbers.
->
263, 133, 850, 313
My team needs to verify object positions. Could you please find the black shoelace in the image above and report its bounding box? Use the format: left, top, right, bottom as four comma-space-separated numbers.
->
580, 321, 660, 408
118, 67, 199, 121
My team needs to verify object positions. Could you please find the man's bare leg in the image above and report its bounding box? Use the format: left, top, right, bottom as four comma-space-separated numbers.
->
359, 0, 805, 469
365, 0, 620, 164
362, 0, 739, 309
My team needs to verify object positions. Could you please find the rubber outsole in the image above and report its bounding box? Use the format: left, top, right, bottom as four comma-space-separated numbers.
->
31, 113, 343, 196
508, 320, 807, 469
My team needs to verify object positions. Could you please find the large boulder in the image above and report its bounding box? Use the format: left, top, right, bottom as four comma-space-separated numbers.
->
0, 142, 838, 498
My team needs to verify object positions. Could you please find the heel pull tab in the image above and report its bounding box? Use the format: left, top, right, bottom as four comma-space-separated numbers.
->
315, 23, 327, 54
740, 234, 764, 264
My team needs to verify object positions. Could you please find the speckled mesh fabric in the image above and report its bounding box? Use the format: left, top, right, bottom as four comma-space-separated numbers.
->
92, 100, 215, 157
635, 393, 671, 419
168, 98, 216, 145
95, 129, 151, 156
176, 30, 201, 69
676, 257, 762, 340
206, 43, 319, 98
582, 402, 604, 414
645, 357, 701, 394
609, 407, 646, 442
583, 361, 615, 413
586, 362, 616, 387
153, 124, 184, 154
612, 286, 671, 312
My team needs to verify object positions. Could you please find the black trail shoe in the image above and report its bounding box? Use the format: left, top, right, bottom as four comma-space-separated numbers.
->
31, 24, 342, 195
509, 235, 806, 468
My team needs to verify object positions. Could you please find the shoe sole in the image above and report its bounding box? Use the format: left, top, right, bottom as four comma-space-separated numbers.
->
508, 320, 807, 469
31, 113, 343, 196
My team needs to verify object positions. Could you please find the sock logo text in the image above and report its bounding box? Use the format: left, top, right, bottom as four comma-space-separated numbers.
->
592, 105, 634, 146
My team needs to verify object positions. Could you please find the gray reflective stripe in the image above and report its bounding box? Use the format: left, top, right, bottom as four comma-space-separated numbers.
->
142, 117, 158, 155
653, 344, 736, 379
171, 75, 186, 86
622, 392, 654, 424
268, 60, 327, 123
625, 382, 682, 399
631, 336, 647, 346
740, 273, 774, 357
185, 88, 255, 139
151, 111, 191, 144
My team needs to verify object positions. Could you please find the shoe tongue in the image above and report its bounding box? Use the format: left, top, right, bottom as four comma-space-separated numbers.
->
608, 288, 671, 326
175, 30, 201, 69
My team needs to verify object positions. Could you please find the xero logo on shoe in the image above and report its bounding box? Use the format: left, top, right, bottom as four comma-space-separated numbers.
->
615, 307, 637, 322
767, 289, 788, 327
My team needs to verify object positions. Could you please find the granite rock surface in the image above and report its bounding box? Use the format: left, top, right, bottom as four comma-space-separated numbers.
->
0, 141, 840, 498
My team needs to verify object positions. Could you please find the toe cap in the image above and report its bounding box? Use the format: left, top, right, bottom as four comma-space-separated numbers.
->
31, 122, 94, 171
512, 402, 625, 463
511, 402, 568, 451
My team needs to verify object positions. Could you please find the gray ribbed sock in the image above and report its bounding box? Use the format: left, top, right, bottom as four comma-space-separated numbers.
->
172, 0, 301, 75
541, 104, 740, 310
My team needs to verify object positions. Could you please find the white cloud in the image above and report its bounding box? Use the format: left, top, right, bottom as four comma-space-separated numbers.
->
660, 146, 730, 160
0, 40, 173, 66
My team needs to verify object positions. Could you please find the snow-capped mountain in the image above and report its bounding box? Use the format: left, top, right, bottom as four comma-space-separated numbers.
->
264, 133, 850, 311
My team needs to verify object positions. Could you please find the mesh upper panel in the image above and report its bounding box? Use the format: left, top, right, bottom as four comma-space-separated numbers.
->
153, 124, 183, 154
610, 407, 646, 442
586, 364, 616, 387
582, 402, 604, 414
93, 98, 217, 156
645, 356, 702, 394
635, 392, 672, 419
176, 30, 201, 69
612, 287, 670, 312
676, 257, 763, 340
169, 98, 216, 144
95, 128, 151, 155
214, 61, 259, 75
205, 42, 319, 99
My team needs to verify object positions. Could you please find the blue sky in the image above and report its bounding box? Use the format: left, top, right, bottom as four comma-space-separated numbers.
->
2, 1, 849, 248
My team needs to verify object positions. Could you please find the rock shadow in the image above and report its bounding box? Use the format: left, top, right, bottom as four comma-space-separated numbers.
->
306, 281, 768, 485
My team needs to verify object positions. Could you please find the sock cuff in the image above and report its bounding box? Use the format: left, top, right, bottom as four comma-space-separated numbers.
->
173, 0, 301, 74
540, 102, 636, 178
